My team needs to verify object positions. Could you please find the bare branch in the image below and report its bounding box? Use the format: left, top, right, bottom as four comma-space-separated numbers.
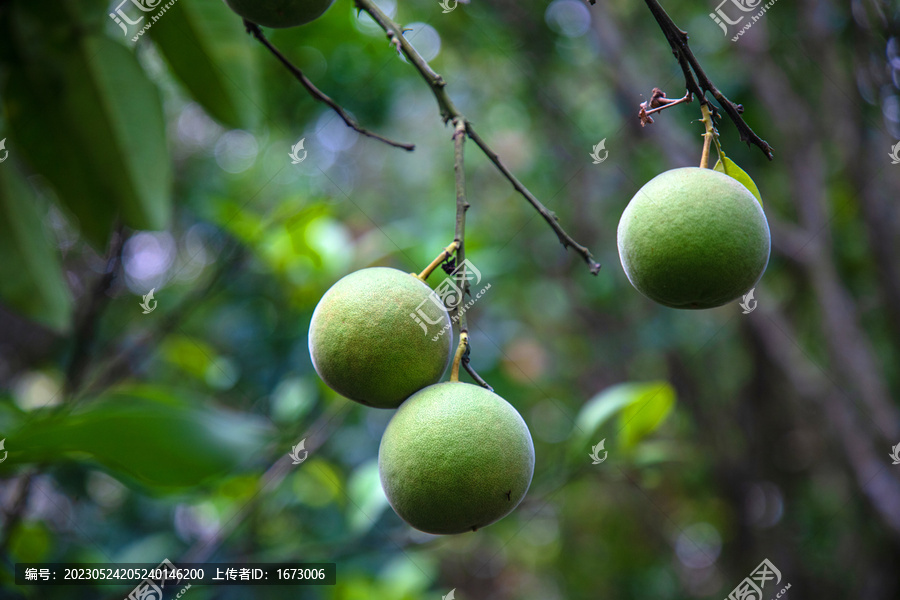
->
243, 20, 414, 152
354, 0, 601, 275
640, 0, 774, 160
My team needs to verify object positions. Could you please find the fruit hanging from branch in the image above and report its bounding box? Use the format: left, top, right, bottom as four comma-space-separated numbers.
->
378, 382, 535, 535
308, 267, 453, 409
617, 167, 770, 309
618, 103, 770, 309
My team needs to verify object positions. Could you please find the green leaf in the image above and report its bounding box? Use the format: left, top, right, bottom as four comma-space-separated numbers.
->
0, 166, 73, 331
618, 383, 675, 450
3, 35, 171, 248
149, 0, 260, 129
3, 387, 271, 491
572, 381, 676, 456
714, 156, 763, 206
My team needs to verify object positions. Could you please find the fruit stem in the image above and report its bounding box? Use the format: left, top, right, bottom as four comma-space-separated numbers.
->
699, 103, 721, 169
415, 241, 459, 281
450, 332, 468, 382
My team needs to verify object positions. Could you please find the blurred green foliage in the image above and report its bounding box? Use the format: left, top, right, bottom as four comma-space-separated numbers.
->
0, 0, 898, 598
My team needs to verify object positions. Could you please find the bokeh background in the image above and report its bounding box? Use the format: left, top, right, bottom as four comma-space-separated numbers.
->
1, 0, 899, 598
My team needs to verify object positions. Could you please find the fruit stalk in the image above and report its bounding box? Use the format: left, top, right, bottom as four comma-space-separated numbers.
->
699, 103, 725, 169
355, 0, 601, 275
450, 331, 468, 382
242, 20, 414, 151
415, 241, 459, 281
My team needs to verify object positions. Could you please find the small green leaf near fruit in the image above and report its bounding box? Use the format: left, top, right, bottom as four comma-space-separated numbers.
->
714, 156, 764, 207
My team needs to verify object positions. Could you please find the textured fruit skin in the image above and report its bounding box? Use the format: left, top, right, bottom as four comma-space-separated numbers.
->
378, 382, 535, 535
309, 267, 452, 409
617, 167, 771, 309
223, 0, 335, 28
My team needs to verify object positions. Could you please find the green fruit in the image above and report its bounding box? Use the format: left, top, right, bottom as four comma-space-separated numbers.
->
223, 0, 335, 28
617, 167, 770, 309
379, 382, 535, 534
309, 267, 452, 409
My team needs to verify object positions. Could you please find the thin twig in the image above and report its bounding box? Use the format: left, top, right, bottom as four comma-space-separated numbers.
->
448, 118, 492, 390
449, 118, 469, 384
243, 20, 414, 152
355, 0, 601, 275
639, 0, 774, 160
64, 226, 126, 399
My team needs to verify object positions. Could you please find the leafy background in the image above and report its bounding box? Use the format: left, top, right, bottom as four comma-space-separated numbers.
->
0, 0, 899, 598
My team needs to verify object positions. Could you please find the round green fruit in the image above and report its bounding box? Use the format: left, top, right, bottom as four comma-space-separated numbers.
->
223, 0, 335, 28
617, 167, 770, 309
378, 382, 535, 535
308, 267, 452, 409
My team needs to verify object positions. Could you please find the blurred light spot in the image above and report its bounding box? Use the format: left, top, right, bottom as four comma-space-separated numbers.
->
13, 371, 62, 411
882, 94, 900, 123
123, 231, 176, 292
354, 0, 397, 35
530, 399, 573, 443
270, 377, 317, 424
502, 337, 549, 382
490, 130, 534, 173
176, 224, 215, 283
176, 103, 223, 152
887, 37, 900, 70
215, 129, 258, 173
305, 217, 353, 271
545, 0, 591, 38
315, 112, 359, 153
86, 471, 127, 510
205, 356, 239, 390
404, 23, 441, 62
746, 481, 784, 528
675, 522, 721, 570
174, 502, 221, 543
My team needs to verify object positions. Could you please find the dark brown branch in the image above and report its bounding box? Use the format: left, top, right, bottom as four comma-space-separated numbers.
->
243, 20, 414, 152
640, 0, 774, 160
354, 0, 601, 275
